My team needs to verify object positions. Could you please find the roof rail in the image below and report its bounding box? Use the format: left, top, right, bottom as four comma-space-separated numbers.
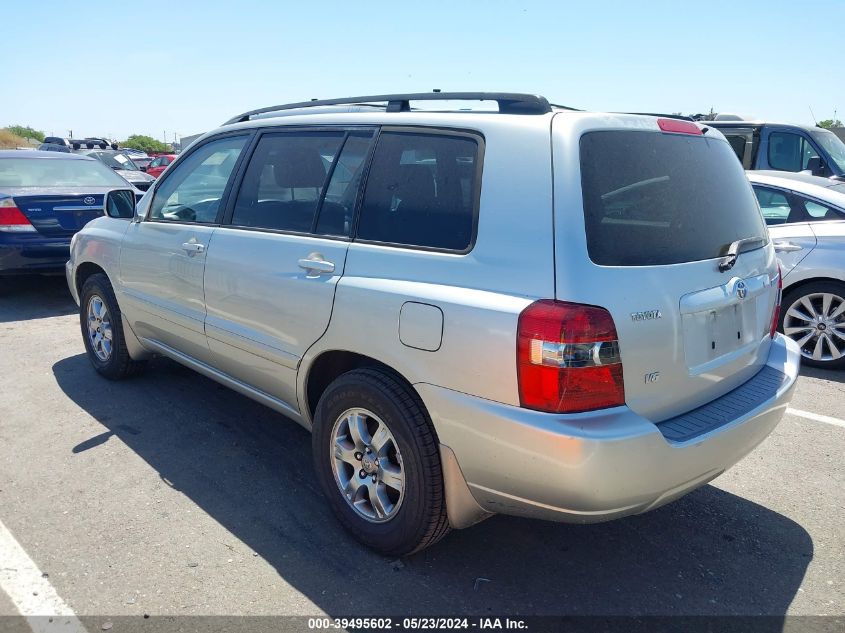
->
223, 92, 555, 125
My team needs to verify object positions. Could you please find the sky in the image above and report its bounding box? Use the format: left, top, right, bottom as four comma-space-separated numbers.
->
2, 0, 843, 143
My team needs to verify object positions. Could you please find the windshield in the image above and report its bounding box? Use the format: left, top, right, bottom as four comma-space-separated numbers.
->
90, 151, 140, 171
0, 157, 129, 188
580, 131, 768, 266
809, 129, 845, 173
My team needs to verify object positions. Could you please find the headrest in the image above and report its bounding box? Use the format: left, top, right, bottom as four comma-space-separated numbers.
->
272, 148, 327, 188
396, 164, 435, 199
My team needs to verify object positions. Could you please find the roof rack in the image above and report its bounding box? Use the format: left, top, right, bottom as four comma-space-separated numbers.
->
223, 92, 556, 125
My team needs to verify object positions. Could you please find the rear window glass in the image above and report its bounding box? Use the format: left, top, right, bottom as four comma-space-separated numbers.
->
580, 131, 767, 266
0, 157, 128, 188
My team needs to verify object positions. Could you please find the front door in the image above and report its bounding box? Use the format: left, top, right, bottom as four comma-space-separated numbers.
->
203, 129, 375, 407
119, 134, 249, 361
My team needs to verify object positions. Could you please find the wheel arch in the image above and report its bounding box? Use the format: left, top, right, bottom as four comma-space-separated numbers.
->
303, 350, 417, 425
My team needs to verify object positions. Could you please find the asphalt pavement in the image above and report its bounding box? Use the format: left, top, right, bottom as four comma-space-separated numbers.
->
0, 276, 842, 621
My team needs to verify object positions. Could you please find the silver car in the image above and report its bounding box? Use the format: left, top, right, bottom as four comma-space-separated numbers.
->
66, 93, 800, 555
748, 171, 845, 368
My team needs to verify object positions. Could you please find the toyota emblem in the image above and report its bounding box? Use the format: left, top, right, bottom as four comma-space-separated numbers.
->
736, 280, 748, 300
83, 196, 95, 205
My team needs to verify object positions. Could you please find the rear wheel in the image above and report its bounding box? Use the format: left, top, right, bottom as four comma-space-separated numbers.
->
780, 281, 845, 369
79, 273, 146, 379
312, 368, 450, 556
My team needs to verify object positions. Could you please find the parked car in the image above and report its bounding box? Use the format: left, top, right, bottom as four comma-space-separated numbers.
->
122, 149, 153, 172
707, 120, 845, 181
145, 154, 177, 179
0, 151, 139, 279
748, 171, 845, 368
66, 92, 800, 555
76, 149, 155, 191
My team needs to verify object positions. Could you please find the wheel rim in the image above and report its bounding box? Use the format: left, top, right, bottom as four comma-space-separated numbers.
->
329, 407, 405, 523
783, 291, 845, 363
86, 294, 113, 362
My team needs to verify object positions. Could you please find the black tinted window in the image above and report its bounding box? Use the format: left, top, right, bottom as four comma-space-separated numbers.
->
232, 132, 345, 232
315, 133, 374, 237
356, 132, 478, 251
580, 131, 767, 266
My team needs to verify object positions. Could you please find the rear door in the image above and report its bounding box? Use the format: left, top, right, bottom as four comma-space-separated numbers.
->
553, 117, 779, 422
751, 184, 817, 277
202, 128, 375, 406
119, 134, 249, 362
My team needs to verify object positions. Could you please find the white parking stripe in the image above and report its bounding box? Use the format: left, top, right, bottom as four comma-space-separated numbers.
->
0, 519, 88, 632
787, 407, 845, 429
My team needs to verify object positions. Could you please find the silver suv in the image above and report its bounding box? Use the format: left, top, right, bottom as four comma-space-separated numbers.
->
66, 93, 801, 555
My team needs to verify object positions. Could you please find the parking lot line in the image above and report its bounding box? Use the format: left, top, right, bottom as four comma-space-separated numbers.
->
0, 519, 88, 632
786, 407, 845, 429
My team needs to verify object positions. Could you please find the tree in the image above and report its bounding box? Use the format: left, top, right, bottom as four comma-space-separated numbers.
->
818, 119, 843, 129
121, 134, 172, 153
5, 125, 44, 142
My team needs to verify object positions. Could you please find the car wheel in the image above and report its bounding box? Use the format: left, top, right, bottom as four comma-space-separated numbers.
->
79, 273, 146, 379
312, 368, 450, 556
780, 281, 845, 369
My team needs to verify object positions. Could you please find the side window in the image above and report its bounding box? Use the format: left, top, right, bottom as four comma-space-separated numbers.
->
316, 133, 374, 236
800, 197, 845, 221
753, 186, 792, 225
356, 131, 479, 251
149, 136, 247, 223
231, 131, 345, 232
149, 157, 162, 168
768, 132, 819, 172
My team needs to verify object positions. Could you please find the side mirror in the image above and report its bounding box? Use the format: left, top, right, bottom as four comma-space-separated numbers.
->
139, 165, 147, 172
105, 189, 136, 219
805, 156, 825, 176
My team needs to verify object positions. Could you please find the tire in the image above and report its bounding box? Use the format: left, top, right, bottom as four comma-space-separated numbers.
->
779, 280, 845, 369
79, 273, 146, 379
312, 368, 450, 556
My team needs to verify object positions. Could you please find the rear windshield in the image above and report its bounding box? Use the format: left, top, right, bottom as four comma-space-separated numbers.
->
0, 157, 129, 188
580, 131, 767, 266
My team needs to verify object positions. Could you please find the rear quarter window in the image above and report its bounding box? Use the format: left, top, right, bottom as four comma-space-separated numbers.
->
356, 131, 480, 251
580, 130, 767, 266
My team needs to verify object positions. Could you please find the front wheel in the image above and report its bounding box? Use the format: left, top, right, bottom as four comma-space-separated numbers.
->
79, 273, 146, 379
312, 368, 450, 556
780, 281, 845, 369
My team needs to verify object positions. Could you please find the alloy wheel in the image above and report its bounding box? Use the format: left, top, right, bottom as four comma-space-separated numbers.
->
330, 407, 405, 523
783, 292, 845, 363
86, 294, 113, 362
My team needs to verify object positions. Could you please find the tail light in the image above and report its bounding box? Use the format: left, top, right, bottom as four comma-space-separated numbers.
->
0, 199, 36, 232
517, 300, 625, 413
770, 265, 782, 338
657, 118, 703, 136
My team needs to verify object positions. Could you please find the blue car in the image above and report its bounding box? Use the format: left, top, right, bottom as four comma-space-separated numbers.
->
0, 151, 138, 277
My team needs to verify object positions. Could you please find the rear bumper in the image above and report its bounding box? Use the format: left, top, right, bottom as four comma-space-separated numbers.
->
0, 240, 70, 275
419, 334, 800, 525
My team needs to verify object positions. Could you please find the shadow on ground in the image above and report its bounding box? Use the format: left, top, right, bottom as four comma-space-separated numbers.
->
799, 363, 845, 384
52, 353, 812, 618
0, 275, 76, 323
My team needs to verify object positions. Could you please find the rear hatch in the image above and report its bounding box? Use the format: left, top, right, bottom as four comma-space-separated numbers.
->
552, 115, 779, 422
12, 190, 105, 236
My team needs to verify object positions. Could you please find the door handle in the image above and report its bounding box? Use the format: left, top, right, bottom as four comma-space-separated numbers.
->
181, 241, 205, 255
298, 253, 335, 277
773, 241, 803, 253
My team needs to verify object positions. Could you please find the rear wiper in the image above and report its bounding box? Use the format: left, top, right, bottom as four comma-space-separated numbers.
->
718, 237, 765, 272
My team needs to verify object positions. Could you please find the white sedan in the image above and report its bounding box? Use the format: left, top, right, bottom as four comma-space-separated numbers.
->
749, 171, 845, 368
